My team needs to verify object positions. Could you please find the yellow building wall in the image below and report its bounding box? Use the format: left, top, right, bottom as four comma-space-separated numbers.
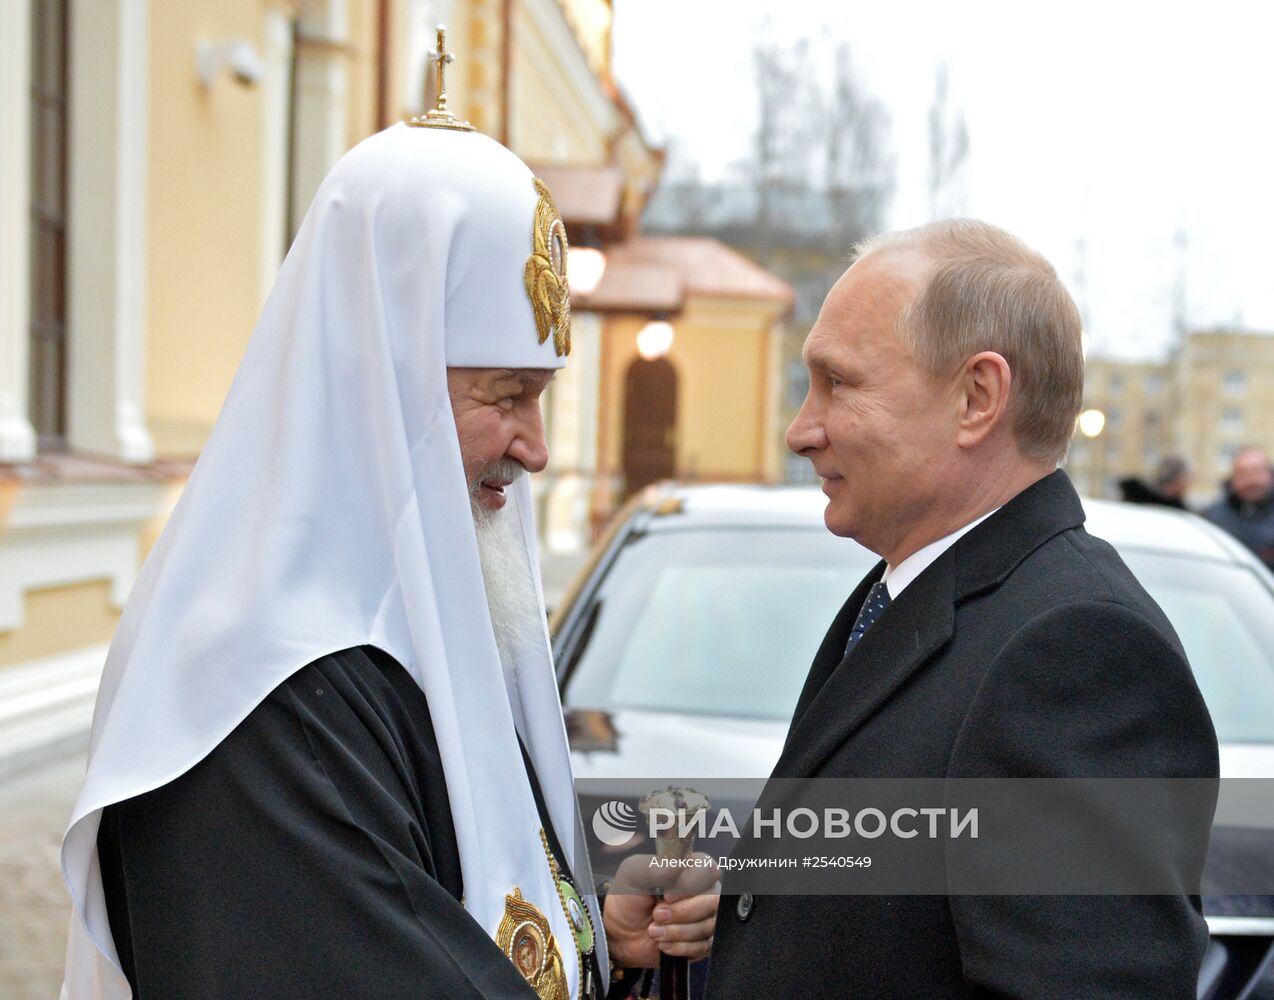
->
600, 299, 779, 484
0, 582, 120, 669
556, 0, 612, 76
346, 1, 380, 139
145, 0, 271, 455
145, 1, 380, 456
763, 311, 785, 482
675, 300, 772, 479
465, 0, 503, 136
0, 482, 16, 532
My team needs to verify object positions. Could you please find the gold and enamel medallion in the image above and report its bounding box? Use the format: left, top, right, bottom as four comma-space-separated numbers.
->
557, 877, 594, 955
496, 886, 570, 1000
540, 827, 597, 994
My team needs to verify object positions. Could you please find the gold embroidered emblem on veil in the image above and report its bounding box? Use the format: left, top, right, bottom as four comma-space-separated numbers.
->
524, 178, 572, 357
496, 886, 570, 1000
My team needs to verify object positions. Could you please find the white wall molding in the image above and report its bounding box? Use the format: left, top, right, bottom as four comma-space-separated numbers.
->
0, 0, 37, 462
67, 0, 155, 463
0, 640, 108, 780
0, 478, 170, 632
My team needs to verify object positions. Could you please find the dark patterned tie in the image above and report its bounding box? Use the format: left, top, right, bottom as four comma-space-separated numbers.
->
845, 580, 892, 655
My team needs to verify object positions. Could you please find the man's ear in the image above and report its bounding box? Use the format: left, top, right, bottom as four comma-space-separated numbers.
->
955, 352, 1012, 449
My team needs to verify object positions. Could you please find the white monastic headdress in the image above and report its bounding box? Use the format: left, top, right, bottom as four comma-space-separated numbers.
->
61, 109, 599, 998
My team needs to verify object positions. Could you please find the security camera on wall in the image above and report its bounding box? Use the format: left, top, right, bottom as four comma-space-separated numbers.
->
196, 39, 265, 90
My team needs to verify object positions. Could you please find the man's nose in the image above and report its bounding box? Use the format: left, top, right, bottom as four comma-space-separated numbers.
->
509, 409, 549, 474
786, 395, 827, 456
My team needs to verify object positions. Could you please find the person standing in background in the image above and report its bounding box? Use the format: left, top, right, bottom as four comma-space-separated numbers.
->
1119, 453, 1192, 510
1202, 445, 1274, 570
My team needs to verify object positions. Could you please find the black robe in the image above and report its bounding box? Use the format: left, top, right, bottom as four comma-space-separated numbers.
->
98, 645, 606, 999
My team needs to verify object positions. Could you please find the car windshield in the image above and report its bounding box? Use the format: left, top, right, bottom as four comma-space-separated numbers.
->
560, 527, 877, 721
559, 526, 1274, 743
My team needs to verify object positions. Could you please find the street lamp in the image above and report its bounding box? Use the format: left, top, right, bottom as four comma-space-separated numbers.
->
636, 320, 674, 361
567, 246, 606, 296
1077, 408, 1106, 438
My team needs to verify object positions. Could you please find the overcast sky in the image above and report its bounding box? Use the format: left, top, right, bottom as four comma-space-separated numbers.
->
611, 0, 1274, 360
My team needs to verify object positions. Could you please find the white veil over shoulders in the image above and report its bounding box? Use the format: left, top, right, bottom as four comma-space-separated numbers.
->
61, 123, 601, 999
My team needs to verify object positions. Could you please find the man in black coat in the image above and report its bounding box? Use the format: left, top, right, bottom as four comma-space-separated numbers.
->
1119, 453, 1192, 510
1202, 445, 1274, 571
706, 220, 1218, 998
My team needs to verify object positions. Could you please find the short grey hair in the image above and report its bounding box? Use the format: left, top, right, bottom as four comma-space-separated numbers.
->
1154, 454, 1190, 488
854, 219, 1085, 465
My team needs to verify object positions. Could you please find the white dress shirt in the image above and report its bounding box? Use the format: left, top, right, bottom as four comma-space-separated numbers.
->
882, 508, 1000, 599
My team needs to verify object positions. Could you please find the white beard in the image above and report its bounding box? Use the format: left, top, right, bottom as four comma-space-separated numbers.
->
472, 492, 544, 722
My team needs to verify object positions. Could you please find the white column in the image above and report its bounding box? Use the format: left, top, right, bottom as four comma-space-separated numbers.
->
291, 0, 350, 231
66, 0, 154, 463
260, 6, 294, 300
0, 0, 38, 462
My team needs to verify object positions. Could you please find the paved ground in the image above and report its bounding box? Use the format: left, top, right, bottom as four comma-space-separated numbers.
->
0, 752, 83, 999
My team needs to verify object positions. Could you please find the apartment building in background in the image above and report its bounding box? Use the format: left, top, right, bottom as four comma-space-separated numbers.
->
1067, 329, 1274, 503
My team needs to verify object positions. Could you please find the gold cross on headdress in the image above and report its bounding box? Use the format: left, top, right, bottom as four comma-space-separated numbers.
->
406, 25, 476, 132
430, 27, 454, 112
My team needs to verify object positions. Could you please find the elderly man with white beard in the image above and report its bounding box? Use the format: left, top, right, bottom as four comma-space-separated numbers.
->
60, 66, 715, 1000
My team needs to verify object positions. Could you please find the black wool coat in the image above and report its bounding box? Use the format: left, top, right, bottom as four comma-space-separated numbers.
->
705, 470, 1219, 999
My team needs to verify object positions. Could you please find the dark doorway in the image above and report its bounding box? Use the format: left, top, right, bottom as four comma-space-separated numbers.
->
622, 357, 678, 497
